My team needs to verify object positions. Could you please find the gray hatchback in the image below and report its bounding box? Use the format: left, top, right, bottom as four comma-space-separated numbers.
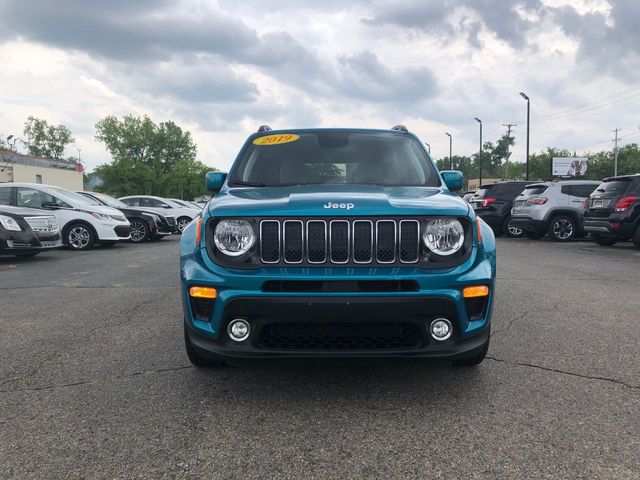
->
510, 180, 600, 241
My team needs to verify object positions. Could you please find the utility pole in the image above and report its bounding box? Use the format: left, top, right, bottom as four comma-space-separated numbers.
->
519, 92, 530, 180
445, 132, 452, 169
502, 123, 516, 180
613, 128, 621, 176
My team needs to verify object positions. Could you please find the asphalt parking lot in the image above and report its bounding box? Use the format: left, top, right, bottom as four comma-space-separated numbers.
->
1, 236, 639, 479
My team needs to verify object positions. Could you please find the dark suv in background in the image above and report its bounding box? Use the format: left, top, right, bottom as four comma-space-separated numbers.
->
470, 181, 529, 237
584, 174, 640, 248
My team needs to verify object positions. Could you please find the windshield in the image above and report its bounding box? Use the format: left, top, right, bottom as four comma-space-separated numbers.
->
47, 187, 102, 206
230, 130, 439, 187
91, 192, 128, 208
171, 199, 192, 208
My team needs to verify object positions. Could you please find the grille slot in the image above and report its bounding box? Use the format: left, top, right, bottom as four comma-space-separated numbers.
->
260, 218, 426, 265
399, 220, 420, 263
259, 322, 421, 350
329, 220, 349, 263
260, 220, 280, 263
283, 220, 303, 263
352, 220, 373, 263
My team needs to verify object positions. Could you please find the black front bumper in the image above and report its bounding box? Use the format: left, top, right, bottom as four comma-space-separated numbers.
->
186, 296, 490, 360
0, 231, 62, 254
510, 217, 547, 235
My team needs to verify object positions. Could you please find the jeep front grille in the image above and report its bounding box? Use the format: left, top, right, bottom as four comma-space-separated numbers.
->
259, 218, 420, 265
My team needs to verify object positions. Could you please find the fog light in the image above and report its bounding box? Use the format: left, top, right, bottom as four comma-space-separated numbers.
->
430, 318, 452, 341
227, 319, 250, 342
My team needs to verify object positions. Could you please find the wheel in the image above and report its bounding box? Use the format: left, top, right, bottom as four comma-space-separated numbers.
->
14, 252, 40, 258
453, 337, 489, 367
184, 323, 225, 367
548, 215, 576, 242
129, 219, 150, 243
591, 234, 617, 246
176, 217, 192, 233
632, 226, 640, 249
65, 223, 95, 250
503, 217, 524, 238
525, 231, 543, 239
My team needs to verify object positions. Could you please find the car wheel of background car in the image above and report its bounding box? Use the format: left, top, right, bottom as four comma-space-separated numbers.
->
65, 223, 95, 250
632, 226, 640, 249
525, 231, 543, 239
184, 323, 225, 367
177, 216, 192, 233
453, 336, 489, 367
503, 217, 524, 238
549, 215, 576, 242
130, 219, 150, 243
591, 233, 617, 246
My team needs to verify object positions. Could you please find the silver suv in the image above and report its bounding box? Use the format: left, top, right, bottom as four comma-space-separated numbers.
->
510, 180, 600, 241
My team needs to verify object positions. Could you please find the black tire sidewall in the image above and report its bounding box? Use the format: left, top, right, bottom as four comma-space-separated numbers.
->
130, 219, 150, 243
503, 217, 524, 238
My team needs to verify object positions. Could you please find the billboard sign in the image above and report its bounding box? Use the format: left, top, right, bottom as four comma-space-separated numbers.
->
552, 157, 588, 177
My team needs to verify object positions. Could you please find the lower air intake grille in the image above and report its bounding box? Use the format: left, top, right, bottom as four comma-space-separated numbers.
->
258, 322, 421, 350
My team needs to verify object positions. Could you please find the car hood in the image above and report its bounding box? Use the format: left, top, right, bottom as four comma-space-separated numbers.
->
207, 185, 470, 217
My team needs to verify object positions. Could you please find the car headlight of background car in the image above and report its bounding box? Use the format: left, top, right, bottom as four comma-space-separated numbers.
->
213, 219, 256, 256
422, 217, 465, 256
0, 214, 22, 232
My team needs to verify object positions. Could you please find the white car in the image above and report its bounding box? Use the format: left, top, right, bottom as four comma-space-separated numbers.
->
118, 195, 200, 232
0, 183, 131, 250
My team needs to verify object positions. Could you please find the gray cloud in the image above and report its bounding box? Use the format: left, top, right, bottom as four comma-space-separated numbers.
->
363, 0, 546, 50
553, 1, 640, 79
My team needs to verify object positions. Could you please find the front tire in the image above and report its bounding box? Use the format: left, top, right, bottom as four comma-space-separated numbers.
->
548, 215, 576, 242
129, 219, 150, 243
503, 217, 524, 238
65, 223, 95, 250
184, 323, 225, 368
176, 217, 192, 234
591, 234, 617, 246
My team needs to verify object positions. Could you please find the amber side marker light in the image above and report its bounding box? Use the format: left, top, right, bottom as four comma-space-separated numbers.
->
189, 286, 217, 299
475, 217, 482, 244
195, 217, 203, 245
463, 285, 489, 298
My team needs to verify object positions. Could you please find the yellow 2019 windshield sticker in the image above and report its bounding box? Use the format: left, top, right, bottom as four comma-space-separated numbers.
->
253, 133, 300, 146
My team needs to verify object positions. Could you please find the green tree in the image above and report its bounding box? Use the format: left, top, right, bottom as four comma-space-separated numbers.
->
94, 114, 210, 198
23, 116, 74, 158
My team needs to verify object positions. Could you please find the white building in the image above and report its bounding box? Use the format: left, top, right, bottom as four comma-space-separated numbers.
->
0, 151, 84, 191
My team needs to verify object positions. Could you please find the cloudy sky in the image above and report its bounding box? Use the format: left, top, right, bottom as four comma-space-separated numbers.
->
1, 0, 639, 172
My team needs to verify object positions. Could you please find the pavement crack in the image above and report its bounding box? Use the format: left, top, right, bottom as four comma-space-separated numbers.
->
0, 365, 194, 394
487, 356, 639, 390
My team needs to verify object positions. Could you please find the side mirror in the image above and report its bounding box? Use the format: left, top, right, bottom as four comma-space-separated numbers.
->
161, 204, 172, 209
440, 170, 463, 192
206, 171, 227, 193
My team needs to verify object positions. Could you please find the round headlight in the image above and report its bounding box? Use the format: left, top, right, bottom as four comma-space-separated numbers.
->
213, 219, 255, 256
423, 218, 465, 256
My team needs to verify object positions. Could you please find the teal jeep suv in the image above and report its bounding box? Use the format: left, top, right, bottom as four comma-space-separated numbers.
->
180, 127, 496, 367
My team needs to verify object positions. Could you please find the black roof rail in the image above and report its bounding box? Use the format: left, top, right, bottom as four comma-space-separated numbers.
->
391, 124, 408, 132
257, 125, 272, 132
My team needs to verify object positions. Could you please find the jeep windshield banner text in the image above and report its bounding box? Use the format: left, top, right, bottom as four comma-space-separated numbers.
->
180, 127, 496, 367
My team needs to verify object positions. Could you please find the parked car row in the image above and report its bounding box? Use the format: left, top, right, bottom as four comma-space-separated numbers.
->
0, 183, 204, 257
466, 174, 640, 248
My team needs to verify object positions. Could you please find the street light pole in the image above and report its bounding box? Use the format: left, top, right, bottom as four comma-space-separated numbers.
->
6, 135, 20, 182
445, 132, 452, 169
474, 117, 483, 186
520, 92, 530, 180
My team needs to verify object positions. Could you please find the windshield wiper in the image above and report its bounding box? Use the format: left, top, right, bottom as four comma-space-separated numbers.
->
230, 180, 267, 187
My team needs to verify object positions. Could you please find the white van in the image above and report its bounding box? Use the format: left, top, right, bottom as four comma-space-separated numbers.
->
0, 183, 131, 250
